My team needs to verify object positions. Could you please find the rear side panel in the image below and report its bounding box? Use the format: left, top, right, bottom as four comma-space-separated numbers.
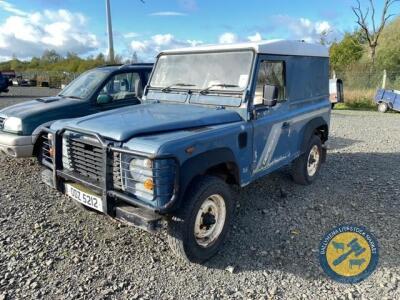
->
249, 54, 330, 182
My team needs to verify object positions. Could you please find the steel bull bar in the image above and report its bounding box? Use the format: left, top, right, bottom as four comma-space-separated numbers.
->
39, 126, 179, 233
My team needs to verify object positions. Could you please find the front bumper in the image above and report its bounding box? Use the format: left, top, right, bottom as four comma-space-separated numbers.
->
0, 131, 34, 157
41, 167, 164, 233
40, 127, 177, 233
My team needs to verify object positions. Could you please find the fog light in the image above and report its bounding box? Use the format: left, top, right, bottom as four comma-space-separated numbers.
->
144, 178, 154, 191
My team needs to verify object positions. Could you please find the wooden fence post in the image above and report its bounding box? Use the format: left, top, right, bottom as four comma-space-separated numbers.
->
382, 69, 387, 89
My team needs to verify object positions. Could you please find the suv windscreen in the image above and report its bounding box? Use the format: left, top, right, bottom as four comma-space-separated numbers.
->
59, 69, 109, 100
150, 51, 254, 93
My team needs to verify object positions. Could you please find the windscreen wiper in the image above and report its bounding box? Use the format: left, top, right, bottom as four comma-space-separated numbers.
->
161, 83, 195, 93
199, 83, 239, 95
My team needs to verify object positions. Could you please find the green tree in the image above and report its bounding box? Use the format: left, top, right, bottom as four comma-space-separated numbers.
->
376, 17, 400, 72
330, 33, 364, 71
41, 50, 62, 63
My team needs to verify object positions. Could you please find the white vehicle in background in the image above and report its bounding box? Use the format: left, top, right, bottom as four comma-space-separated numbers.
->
329, 78, 344, 108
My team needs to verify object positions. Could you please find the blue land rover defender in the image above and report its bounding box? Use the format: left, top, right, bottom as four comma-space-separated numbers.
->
41, 40, 331, 263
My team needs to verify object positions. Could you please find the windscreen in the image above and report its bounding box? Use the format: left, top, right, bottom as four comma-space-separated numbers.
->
60, 69, 109, 99
150, 51, 254, 92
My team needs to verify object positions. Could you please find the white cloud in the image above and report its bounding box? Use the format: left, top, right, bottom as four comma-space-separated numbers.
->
248, 32, 263, 42
123, 32, 140, 39
149, 11, 187, 17
130, 34, 203, 61
0, 2, 99, 59
0, 0, 28, 17
271, 15, 338, 43
218, 32, 238, 44
315, 21, 332, 34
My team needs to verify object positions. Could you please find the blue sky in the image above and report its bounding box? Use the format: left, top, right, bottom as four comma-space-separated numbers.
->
0, 0, 398, 61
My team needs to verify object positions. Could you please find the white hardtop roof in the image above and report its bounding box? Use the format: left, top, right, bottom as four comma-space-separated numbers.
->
161, 39, 329, 58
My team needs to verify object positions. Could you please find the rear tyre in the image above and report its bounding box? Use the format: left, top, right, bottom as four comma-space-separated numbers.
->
378, 102, 388, 113
167, 176, 235, 263
292, 135, 323, 185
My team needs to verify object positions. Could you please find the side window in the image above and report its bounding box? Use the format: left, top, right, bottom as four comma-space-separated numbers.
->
254, 61, 286, 106
99, 72, 142, 102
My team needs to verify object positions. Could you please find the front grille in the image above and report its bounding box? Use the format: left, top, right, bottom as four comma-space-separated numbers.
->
0, 118, 4, 130
64, 135, 104, 182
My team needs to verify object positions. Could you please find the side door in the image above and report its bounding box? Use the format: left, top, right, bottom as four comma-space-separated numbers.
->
251, 57, 292, 178
92, 71, 144, 112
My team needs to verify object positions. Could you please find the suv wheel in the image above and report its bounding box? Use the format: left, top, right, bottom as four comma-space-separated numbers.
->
378, 102, 388, 113
292, 135, 323, 185
167, 176, 235, 263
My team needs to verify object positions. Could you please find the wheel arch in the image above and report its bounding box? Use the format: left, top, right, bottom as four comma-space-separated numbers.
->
173, 148, 240, 211
31, 121, 54, 156
299, 117, 329, 154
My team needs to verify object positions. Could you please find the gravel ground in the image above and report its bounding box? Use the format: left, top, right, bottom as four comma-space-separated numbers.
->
0, 89, 399, 299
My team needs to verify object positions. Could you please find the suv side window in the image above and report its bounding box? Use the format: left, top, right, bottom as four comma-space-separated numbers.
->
254, 61, 286, 106
99, 72, 142, 102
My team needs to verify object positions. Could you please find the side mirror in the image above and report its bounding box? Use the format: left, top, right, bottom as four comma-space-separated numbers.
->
263, 84, 279, 107
97, 94, 112, 104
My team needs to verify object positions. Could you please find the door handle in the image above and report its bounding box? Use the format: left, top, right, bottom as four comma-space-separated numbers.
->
282, 122, 290, 129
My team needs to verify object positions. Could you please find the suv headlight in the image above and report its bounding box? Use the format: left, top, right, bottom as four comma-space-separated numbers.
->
117, 153, 176, 206
129, 158, 154, 190
3, 117, 22, 134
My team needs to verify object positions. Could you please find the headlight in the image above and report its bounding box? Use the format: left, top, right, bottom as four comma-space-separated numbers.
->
118, 154, 176, 206
130, 158, 152, 169
3, 117, 22, 133
129, 158, 153, 182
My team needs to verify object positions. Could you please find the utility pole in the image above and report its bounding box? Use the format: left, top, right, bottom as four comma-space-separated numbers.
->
106, 0, 115, 63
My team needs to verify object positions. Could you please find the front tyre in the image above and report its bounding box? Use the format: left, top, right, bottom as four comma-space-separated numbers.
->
292, 135, 323, 185
167, 176, 235, 263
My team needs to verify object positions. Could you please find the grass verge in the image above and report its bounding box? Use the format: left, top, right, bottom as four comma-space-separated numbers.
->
333, 89, 377, 111
334, 102, 376, 111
